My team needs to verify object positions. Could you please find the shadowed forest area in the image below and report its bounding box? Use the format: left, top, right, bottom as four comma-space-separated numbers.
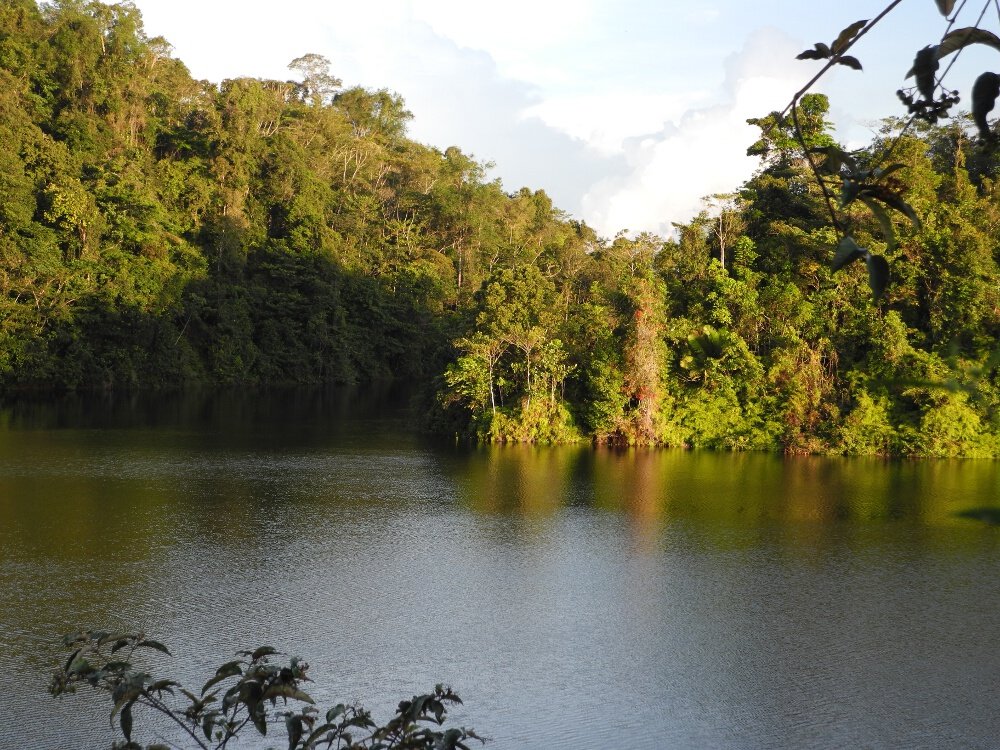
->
4, 0, 1000, 456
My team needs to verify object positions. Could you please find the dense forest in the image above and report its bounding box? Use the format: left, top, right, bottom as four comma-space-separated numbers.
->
3, 0, 1000, 456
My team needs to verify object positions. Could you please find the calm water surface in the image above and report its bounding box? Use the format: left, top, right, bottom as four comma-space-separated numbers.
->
1, 388, 999, 748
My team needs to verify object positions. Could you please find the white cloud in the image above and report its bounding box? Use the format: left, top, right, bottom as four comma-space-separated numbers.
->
390, 36, 624, 213
131, 0, 334, 82
523, 90, 710, 156
579, 28, 808, 236
409, 0, 598, 84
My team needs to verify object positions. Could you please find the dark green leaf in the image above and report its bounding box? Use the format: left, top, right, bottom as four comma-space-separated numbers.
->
972, 72, 1000, 138
61, 632, 85, 647
859, 196, 898, 251
904, 29, 1000, 77
149, 679, 179, 694
252, 707, 268, 736
913, 45, 939, 101
251, 646, 278, 660
935, 0, 957, 15
327, 704, 347, 723
840, 179, 861, 207
866, 253, 890, 298
68, 657, 94, 675
873, 163, 906, 179
111, 688, 140, 723
871, 188, 921, 229
201, 661, 243, 695
810, 145, 858, 174
137, 639, 171, 656
797, 45, 830, 61
832, 236, 866, 272
937, 27, 1000, 60
90, 630, 112, 644
222, 685, 242, 710
203, 714, 214, 741
832, 20, 868, 54
439, 728, 464, 750
121, 700, 134, 741
836, 56, 863, 71
286, 714, 304, 750
305, 723, 337, 745
262, 685, 315, 704
64, 648, 82, 673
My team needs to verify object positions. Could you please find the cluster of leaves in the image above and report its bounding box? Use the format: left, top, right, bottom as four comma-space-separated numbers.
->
786, 1, 1000, 300
50, 631, 484, 750
795, 19, 867, 71
809, 145, 919, 297
899, 26, 1000, 127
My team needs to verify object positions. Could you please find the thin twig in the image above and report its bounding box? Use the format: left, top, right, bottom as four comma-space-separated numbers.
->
763, 0, 907, 238
790, 103, 845, 237
770, 0, 908, 130
140, 694, 211, 750
938, 0, 987, 83
875, 113, 919, 167
149, 726, 188, 750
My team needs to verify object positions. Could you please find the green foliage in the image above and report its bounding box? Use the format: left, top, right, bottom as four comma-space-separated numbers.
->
486, 398, 581, 444
669, 385, 751, 449
747, 93, 836, 161
6, 0, 1000, 457
904, 391, 994, 457
577, 355, 626, 440
0, 0, 485, 392
837, 389, 896, 456
783, 0, 1000, 308
50, 630, 484, 750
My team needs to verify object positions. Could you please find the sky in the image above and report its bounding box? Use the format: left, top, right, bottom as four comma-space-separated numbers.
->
124, 0, 982, 238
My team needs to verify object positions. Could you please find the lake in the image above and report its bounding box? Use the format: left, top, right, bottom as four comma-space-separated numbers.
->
1, 387, 999, 748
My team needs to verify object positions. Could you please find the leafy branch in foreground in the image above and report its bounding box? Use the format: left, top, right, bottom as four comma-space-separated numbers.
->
49, 631, 485, 750
767, 0, 1000, 298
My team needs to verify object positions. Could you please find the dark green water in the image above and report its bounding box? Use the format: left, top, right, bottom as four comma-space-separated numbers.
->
1, 389, 999, 748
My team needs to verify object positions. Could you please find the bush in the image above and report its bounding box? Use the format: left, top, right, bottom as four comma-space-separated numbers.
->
837, 389, 896, 456
49, 631, 485, 750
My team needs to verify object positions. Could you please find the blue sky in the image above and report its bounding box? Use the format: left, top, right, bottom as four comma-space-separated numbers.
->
125, 0, 983, 237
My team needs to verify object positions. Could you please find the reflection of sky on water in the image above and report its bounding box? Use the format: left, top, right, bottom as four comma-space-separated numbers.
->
1, 390, 999, 748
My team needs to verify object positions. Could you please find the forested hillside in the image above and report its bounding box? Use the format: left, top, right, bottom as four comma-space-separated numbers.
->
4, 0, 1000, 456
